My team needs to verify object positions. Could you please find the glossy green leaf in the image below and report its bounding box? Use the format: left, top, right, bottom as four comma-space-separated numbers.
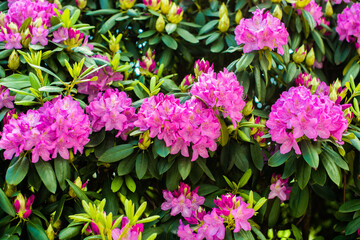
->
99, 144, 134, 163
35, 160, 57, 194
66, 179, 90, 202
321, 145, 349, 170
236, 52, 256, 72
161, 35, 178, 50
268, 150, 295, 167
290, 183, 309, 218
339, 199, 360, 213
0, 188, 15, 217
26, 220, 48, 240
196, 158, 215, 181
54, 157, 71, 191
6, 156, 29, 185
125, 175, 136, 193
297, 161, 311, 190
322, 152, 341, 186
178, 158, 192, 180
345, 217, 360, 235
300, 140, 319, 169
153, 138, 170, 158
135, 152, 149, 179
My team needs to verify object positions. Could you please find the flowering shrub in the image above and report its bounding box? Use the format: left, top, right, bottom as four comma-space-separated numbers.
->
0, 0, 360, 239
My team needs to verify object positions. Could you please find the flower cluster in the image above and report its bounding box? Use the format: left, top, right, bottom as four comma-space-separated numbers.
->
295, 72, 330, 95
78, 55, 123, 101
266, 86, 348, 154
194, 59, 213, 78
336, 3, 360, 48
0, 0, 59, 49
0, 86, 15, 110
112, 217, 144, 240
139, 48, 156, 75
52, 27, 93, 51
174, 192, 255, 239
14, 193, 34, 219
161, 182, 205, 218
86, 88, 136, 140
234, 8, 289, 54
135, 94, 220, 161
268, 174, 291, 203
190, 68, 246, 128
0, 96, 91, 162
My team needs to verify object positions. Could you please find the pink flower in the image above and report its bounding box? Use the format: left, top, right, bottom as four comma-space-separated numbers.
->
230, 199, 255, 232
234, 9, 289, 54
295, 0, 323, 27
30, 25, 49, 45
0, 86, 15, 109
196, 209, 225, 240
4, 33, 21, 49
177, 220, 197, 240
52, 27, 68, 43
268, 174, 292, 203
112, 217, 143, 240
336, 3, 360, 46
194, 59, 213, 78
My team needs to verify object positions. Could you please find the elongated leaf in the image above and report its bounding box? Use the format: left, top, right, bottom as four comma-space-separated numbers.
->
99, 144, 134, 163
312, 30, 325, 55
196, 158, 215, 181
302, 10, 315, 30
268, 150, 295, 167
339, 199, 360, 213
178, 158, 192, 180
6, 156, 29, 185
35, 160, 57, 194
161, 35, 178, 50
322, 152, 341, 186
345, 217, 360, 235
54, 157, 71, 191
59, 225, 82, 239
199, 20, 218, 35
0, 188, 15, 216
176, 27, 199, 43
125, 175, 136, 193
27, 220, 48, 240
236, 52, 255, 72
321, 145, 349, 170
66, 179, 90, 202
300, 140, 319, 168
135, 152, 149, 179
289, 183, 309, 218
297, 160, 311, 190
153, 138, 170, 158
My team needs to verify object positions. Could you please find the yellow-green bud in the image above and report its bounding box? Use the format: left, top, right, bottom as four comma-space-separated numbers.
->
218, 14, 230, 33
45, 224, 55, 240
271, 0, 281, 3
167, 3, 183, 24
156, 15, 165, 32
8, 50, 20, 71
76, 0, 87, 10
21, 28, 31, 48
48, 195, 57, 203
219, 3, 228, 18
0, 12, 5, 26
119, 0, 136, 10
8, 22, 18, 33
305, 47, 315, 67
160, 0, 171, 15
329, 88, 337, 101
33, 18, 43, 28
242, 100, 254, 116
292, 45, 307, 63
235, 9, 243, 25
325, 1, 333, 17
273, 5, 282, 20
4, 184, 17, 197
296, 0, 311, 8
138, 130, 151, 150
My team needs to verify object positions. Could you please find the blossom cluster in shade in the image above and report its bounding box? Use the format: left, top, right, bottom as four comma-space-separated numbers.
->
336, 3, 360, 48
86, 88, 137, 140
268, 174, 291, 203
266, 86, 348, 155
135, 93, 220, 161
234, 8, 289, 54
163, 187, 255, 240
78, 55, 123, 102
0, 96, 91, 163
0, 0, 59, 49
294, 0, 324, 27
190, 68, 245, 128
161, 182, 205, 218
0, 86, 15, 110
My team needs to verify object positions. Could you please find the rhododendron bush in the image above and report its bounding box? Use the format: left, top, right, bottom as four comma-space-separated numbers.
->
1, 0, 360, 239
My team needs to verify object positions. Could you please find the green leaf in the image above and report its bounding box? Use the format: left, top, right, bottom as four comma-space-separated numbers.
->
153, 138, 170, 158
99, 12, 122, 34
236, 52, 255, 72
211, 38, 225, 53
343, 63, 360, 85
334, 41, 351, 65
285, 62, 297, 84
289, 183, 309, 218
339, 199, 360, 213
165, 23, 177, 35
322, 153, 341, 186
268, 150, 295, 167
53, 195, 66, 223
312, 165, 326, 186
99, 144, 134, 163
59, 225, 82, 239
54, 157, 71, 191
35, 160, 57, 194
29, 72, 41, 90
161, 35, 178, 50
206, 32, 221, 45
321, 145, 349, 170
0, 188, 15, 217
135, 152, 149, 179
26, 220, 48, 240
231, 141, 249, 172
125, 175, 136, 193
292, 224, 303, 240
268, 198, 281, 228
111, 176, 123, 192
38, 86, 64, 93
302, 10, 315, 31
166, 164, 181, 190
6, 156, 29, 185
199, 20, 218, 35
345, 217, 360, 235
238, 169, 252, 188
300, 140, 319, 169
219, 118, 229, 146
311, 30, 325, 55
117, 155, 136, 176
138, 30, 157, 38
254, 65, 262, 101
196, 158, 215, 181
297, 161, 311, 190
176, 27, 199, 43
0, 74, 31, 89
66, 179, 90, 202
178, 158, 192, 180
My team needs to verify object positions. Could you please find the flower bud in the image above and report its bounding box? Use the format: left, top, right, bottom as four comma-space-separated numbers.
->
46, 224, 55, 240
242, 100, 254, 116
194, 58, 213, 78
21, 28, 31, 48
273, 5, 282, 20
143, 0, 161, 11
167, 3, 183, 24
219, 3, 228, 18
0, 12, 5, 26
4, 184, 16, 197
292, 45, 307, 63
329, 88, 337, 102
218, 14, 230, 33
271, 0, 281, 3
8, 22, 18, 33
305, 47, 315, 67
325, 1, 333, 17
180, 74, 194, 92
69, 177, 87, 198
76, 0, 87, 10
295, 0, 311, 8
120, 0, 136, 10
54, 0, 62, 9
235, 10, 243, 25
14, 193, 34, 219
32, 18, 43, 28
138, 130, 151, 150
8, 50, 20, 71
109, 34, 122, 54
160, 0, 171, 14
156, 15, 165, 32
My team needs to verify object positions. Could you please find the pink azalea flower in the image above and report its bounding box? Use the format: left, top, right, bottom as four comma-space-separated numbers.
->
268, 174, 292, 203
230, 200, 255, 232
177, 220, 197, 240
52, 27, 69, 43
0, 86, 15, 109
196, 209, 225, 240
30, 25, 49, 45
4, 33, 21, 49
